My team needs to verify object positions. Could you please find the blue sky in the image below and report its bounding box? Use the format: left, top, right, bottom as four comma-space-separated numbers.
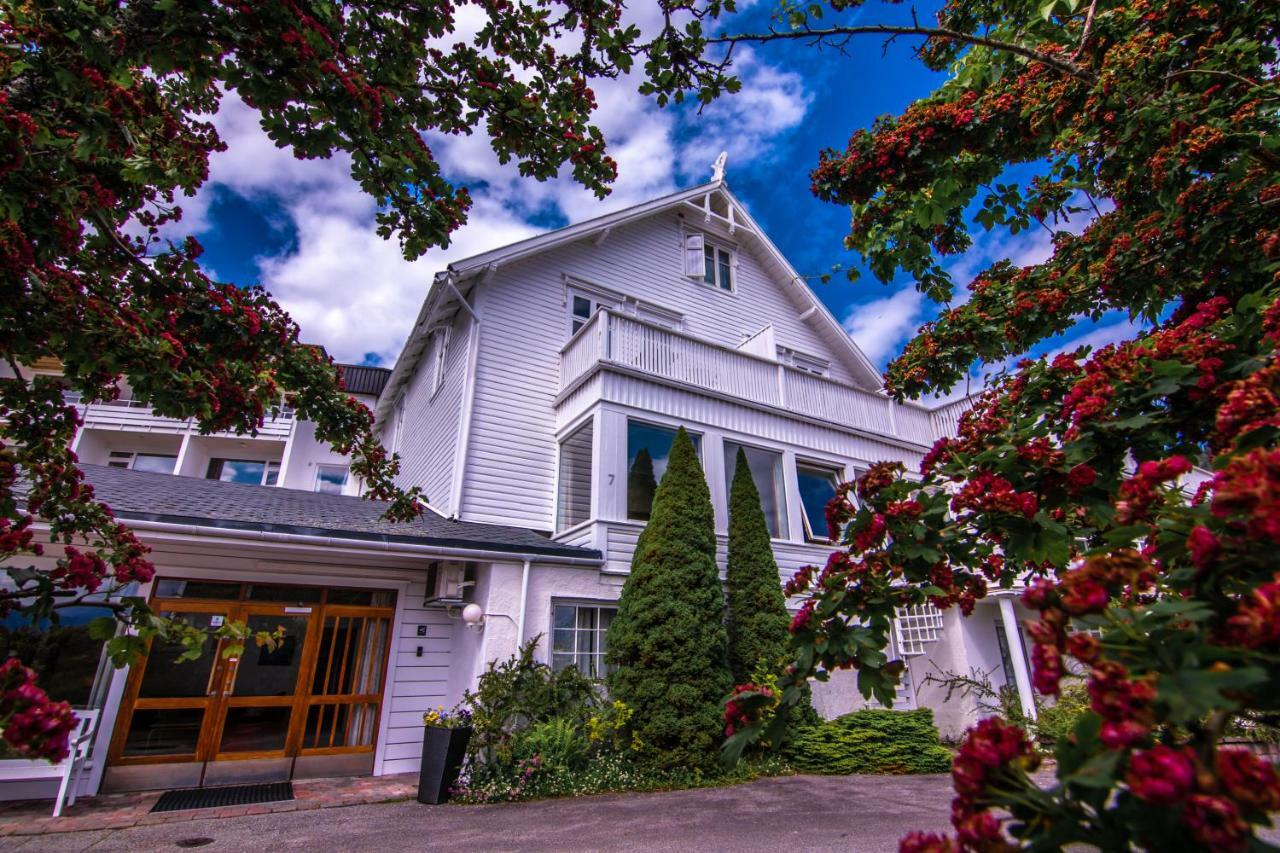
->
188, 1, 1132, 394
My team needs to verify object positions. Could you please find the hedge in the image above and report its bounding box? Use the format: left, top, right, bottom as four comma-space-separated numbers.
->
783, 708, 953, 775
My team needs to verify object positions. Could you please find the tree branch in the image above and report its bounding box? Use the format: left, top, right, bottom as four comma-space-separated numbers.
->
1072, 0, 1100, 60
707, 25, 1095, 84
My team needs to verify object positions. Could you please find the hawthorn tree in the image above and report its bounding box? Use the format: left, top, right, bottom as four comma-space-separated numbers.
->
0, 0, 662, 762
651, 0, 1280, 850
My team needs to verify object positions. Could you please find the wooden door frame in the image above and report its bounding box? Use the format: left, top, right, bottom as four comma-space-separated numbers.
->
107, 585, 397, 777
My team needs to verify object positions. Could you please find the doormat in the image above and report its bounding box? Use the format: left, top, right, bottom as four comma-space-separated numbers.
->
151, 782, 294, 813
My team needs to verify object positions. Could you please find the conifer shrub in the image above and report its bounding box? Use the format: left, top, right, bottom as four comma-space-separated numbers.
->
606, 426, 733, 770
725, 448, 791, 684
783, 709, 953, 775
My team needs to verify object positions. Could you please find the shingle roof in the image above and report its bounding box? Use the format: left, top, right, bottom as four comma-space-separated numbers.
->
338, 364, 392, 398
79, 465, 599, 560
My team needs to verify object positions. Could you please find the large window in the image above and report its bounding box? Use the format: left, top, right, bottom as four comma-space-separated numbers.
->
797, 463, 841, 542
0, 605, 109, 708
557, 421, 594, 531
551, 602, 616, 679
724, 441, 788, 539
207, 458, 281, 486
314, 464, 349, 495
107, 451, 177, 474
627, 421, 700, 521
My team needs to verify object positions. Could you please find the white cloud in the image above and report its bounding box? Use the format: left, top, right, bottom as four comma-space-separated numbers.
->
181, 16, 816, 366
842, 286, 925, 366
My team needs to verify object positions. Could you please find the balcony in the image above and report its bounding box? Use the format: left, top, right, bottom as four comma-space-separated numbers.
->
64, 393, 295, 440
560, 310, 938, 447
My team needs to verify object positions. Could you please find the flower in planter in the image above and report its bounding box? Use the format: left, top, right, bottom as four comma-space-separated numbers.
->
423, 705, 473, 728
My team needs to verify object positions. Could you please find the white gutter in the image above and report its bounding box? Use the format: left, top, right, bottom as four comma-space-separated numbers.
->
109, 518, 604, 567
516, 558, 532, 645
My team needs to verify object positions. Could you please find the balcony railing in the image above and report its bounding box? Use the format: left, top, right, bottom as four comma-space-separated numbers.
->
64, 392, 295, 439
560, 310, 938, 446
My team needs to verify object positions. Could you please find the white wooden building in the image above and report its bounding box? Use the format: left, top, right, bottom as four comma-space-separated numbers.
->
1, 177, 1038, 803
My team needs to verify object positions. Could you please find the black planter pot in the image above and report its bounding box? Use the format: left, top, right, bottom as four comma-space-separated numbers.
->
417, 725, 473, 804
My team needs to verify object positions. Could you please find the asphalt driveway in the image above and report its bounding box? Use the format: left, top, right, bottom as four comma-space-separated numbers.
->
0, 774, 955, 852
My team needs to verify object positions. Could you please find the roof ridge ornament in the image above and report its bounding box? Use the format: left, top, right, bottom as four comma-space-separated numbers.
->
711, 151, 728, 182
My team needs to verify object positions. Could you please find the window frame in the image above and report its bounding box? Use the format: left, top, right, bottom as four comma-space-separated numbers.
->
722, 439, 789, 541
701, 239, 736, 292
313, 464, 350, 495
567, 288, 615, 337
555, 419, 594, 532
206, 458, 282, 487
796, 460, 843, 543
549, 600, 618, 680
106, 451, 178, 474
427, 326, 451, 398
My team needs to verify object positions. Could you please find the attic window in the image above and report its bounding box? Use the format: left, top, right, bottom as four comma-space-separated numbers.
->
683, 233, 734, 291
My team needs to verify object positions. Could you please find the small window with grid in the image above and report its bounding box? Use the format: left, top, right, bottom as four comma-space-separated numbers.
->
894, 604, 945, 656
551, 602, 616, 679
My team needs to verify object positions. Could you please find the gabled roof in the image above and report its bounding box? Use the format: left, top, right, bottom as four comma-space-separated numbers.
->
77, 465, 600, 560
445, 180, 884, 390
376, 178, 886, 421
338, 364, 392, 398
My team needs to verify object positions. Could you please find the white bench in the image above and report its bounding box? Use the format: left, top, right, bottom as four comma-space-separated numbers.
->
0, 709, 100, 817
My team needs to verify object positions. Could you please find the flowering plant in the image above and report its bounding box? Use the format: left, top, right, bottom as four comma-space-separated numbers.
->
423, 705, 473, 730
685, 0, 1280, 849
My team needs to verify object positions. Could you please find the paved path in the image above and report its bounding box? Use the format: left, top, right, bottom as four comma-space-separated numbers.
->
0, 774, 955, 852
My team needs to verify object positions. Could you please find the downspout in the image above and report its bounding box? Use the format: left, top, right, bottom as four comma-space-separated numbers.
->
516, 558, 532, 647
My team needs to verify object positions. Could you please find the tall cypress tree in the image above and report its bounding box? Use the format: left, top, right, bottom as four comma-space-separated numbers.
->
606, 427, 732, 770
726, 448, 819, 729
725, 448, 791, 683
627, 447, 657, 519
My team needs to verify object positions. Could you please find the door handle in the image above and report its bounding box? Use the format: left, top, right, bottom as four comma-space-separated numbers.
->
222, 658, 239, 697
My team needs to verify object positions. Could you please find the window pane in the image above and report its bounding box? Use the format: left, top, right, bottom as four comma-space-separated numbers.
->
572, 295, 592, 318
265, 462, 280, 486
549, 603, 616, 679
209, 459, 266, 485
556, 421, 593, 530
136, 611, 221, 699
153, 579, 241, 600
718, 250, 732, 291
123, 707, 205, 757
0, 606, 106, 706
626, 422, 701, 520
703, 246, 716, 285
724, 442, 787, 538
571, 319, 585, 334
797, 465, 840, 541
133, 454, 177, 474
315, 465, 348, 495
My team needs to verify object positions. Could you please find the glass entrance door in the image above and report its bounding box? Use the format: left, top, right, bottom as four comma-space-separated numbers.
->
106, 582, 394, 791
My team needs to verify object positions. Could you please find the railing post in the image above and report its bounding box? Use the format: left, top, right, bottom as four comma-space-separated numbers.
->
602, 309, 612, 361
776, 365, 786, 407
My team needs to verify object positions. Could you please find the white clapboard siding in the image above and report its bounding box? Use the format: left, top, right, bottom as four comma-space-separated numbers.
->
461, 210, 882, 529
393, 309, 471, 514
380, 578, 453, 771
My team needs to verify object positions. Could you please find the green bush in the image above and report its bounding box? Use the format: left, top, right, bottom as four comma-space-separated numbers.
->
1033, 683, 1092, 749
462, 639, 600, 767
606, 427, 733, 771
783, 709, 953, 775
513, 717, 587, 772
453, 750, 794, 804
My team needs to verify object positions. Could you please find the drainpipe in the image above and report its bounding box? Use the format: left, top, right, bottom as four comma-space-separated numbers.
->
516, 558, 531, 647
998, 596, 1038, 721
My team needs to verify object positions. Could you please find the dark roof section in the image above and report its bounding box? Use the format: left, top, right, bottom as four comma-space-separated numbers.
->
338, 364, 392, 398
79, 465, 600, 560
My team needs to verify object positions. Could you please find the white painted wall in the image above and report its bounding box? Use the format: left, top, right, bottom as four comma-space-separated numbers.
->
278, 392, 377, 495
